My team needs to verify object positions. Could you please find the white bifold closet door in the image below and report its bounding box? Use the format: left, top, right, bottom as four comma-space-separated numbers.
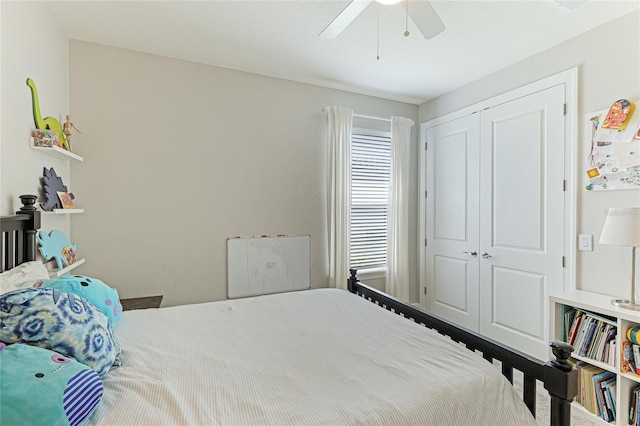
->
425, 84, 565, 360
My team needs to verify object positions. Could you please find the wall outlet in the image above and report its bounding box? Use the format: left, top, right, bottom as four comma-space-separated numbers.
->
578, 234, 593, 251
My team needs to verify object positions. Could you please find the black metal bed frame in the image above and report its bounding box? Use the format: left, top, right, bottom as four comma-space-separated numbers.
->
348, 269, 578, 426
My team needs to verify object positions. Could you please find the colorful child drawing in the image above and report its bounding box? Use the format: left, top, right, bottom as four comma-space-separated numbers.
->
602, 99, 635, 131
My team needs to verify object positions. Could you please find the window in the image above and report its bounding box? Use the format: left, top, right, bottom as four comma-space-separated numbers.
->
350, 129, 391, 271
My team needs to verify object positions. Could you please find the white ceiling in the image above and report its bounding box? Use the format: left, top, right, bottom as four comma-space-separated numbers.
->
42, 0, 640, 105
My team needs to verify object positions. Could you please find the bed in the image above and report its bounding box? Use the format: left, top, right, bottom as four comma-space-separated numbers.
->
1, 195, 578, 426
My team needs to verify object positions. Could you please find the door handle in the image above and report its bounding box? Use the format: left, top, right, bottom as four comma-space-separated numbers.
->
481, 252, 492, 259
463, 251, 477, 257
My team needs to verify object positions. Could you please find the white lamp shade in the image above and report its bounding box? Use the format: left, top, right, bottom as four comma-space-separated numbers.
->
600, 207, 640, 247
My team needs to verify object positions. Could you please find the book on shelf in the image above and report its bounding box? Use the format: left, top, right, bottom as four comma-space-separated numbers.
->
564, 307, 578, 342
631, 385, 640, 426
604, 377, 616, 421
566, 309, 617, 365
574, 316, 594, 353
593, 371, 615, 422
602, 328, 617, 364
576, 362, 616, 421
579, 318, 598, 356
633, 345, 640, 376
622, 340, 636, 374
568, 310, 584, 345
587, 322, 607, 358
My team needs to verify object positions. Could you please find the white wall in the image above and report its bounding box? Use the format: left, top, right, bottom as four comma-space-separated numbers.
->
1, 2, 72, 238
419, 10, 640, 298
68, 41, 419, 306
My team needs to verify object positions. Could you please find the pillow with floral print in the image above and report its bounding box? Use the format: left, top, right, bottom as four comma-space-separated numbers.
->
0, 287, 120, 377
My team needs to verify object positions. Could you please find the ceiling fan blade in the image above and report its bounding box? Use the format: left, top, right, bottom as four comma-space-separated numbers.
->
319, 0, 374, 39
405, 1, 445, 39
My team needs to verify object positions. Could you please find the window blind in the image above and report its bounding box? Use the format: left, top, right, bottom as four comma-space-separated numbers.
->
350, 132, 391, 269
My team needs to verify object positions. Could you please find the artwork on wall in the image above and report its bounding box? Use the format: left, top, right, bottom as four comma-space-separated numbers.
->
40, 168, 75, 211
585, 99, 640, 191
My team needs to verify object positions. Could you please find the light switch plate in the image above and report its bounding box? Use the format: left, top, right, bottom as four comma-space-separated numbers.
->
578, 234, 593, 251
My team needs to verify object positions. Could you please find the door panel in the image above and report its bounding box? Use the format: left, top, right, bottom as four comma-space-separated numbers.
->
426, 114, 480, 329
492, 110, 544, 251
433, 255, 469, 313
434, 134, 469, 242
491, 266, 544, 339
479, 85, 565, 360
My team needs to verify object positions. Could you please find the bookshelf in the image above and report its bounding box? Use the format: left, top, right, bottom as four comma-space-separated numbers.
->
551, 291, 640, 425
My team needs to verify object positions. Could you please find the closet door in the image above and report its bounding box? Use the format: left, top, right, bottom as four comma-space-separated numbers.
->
425, 114, 480, 330
478, 85, 565, 360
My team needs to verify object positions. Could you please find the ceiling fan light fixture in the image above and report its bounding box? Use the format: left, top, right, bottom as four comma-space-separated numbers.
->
374, 0, 402, 5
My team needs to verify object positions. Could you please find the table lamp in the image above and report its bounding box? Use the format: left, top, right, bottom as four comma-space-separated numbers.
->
599, 207, 640, 309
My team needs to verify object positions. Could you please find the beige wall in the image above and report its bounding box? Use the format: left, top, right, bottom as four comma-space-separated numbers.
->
68, 41, 419, 306
1, 2, 73, 243
419, 10, 640, 298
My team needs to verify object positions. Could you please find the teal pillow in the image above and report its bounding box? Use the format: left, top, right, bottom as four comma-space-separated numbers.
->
0, 288, 120, 377
0, 343, 103, 426
43, 275, 122, 325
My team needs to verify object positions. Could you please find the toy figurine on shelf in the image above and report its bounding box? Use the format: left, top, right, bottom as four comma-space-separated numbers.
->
26, 78, 70, 150
63, 115, 82, 150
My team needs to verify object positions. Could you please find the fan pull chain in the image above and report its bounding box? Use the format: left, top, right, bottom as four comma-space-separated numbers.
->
404, 0, 410, 37
376, 12, 381, 60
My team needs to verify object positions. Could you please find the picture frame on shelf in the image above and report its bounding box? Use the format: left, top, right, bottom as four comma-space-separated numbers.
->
56, 191, 76, 209
61, 245, 77, 266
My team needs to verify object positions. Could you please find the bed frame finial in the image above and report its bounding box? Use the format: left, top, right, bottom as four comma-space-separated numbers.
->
348, 269, 358, 292
18, 194, 37, 213
16, 194, 41, 263
544, 341, 578, 426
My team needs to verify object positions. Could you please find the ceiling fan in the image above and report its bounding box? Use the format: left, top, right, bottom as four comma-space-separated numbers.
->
319, 0, 446, 40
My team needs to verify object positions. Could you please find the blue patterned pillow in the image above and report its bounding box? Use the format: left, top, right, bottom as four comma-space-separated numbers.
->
0, 288, 120, 377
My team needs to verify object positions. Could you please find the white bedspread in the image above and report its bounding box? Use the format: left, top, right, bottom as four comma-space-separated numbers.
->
89, 288, 536, 425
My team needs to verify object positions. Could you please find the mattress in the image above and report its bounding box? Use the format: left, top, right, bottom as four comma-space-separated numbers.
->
89, 288, 537, 425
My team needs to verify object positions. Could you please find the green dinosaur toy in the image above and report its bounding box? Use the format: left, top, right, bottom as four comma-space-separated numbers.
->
26, 78, 69, 150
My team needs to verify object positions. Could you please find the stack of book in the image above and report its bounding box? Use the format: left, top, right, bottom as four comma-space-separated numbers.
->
621, 337, 640, 376
564, 308, 617, 366
630, 385, 640, 425
576, 362, 616, 422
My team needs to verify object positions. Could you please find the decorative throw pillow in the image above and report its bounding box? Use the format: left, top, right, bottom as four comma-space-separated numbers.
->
0, 288, 120, 377
0, 261, 50, 295
0, 343, 103, 426
43, 275, 123, 325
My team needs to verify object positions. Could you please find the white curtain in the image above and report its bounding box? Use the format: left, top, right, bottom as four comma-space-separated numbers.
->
386, 116, 415, 301
326, 106, 353, 290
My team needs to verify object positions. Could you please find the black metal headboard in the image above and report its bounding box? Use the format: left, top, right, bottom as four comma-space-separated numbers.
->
1, 195, 41, 272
